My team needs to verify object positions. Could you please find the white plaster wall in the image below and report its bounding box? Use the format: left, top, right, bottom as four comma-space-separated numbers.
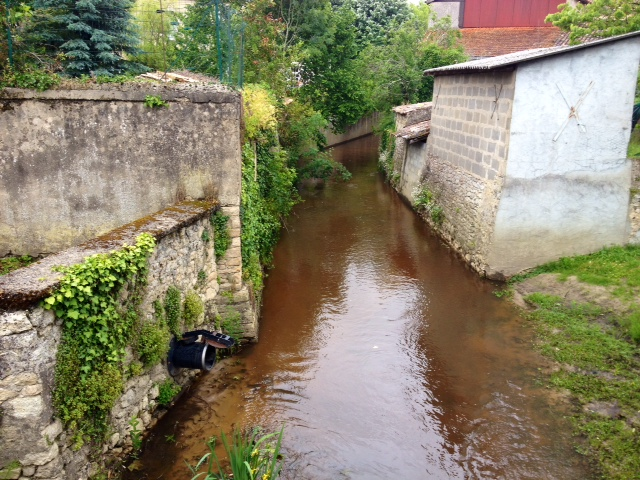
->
399, 141, 429, 201
488, 38, 640, 275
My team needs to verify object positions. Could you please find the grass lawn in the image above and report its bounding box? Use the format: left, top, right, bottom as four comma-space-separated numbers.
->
510, 246, 640, 479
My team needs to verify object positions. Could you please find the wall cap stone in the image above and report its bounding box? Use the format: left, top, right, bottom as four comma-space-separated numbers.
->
0, 84, 239, 104
0, 201, 218, 311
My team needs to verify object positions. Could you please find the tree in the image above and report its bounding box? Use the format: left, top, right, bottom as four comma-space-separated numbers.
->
546, 0, 640, 44
298, 3, 371, 131
350, 0, 411, 46
357, 4, 465, 111
32, 0, 144, 76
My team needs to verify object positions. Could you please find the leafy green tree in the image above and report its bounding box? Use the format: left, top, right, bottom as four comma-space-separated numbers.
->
32, 0, 144, 76
351, 0, 411, 46
357, 4, 465, 110
298, 3, 371, 131
546, 0, 640, 44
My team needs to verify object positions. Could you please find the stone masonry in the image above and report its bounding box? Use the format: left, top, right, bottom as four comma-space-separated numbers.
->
0, 201, 256, 479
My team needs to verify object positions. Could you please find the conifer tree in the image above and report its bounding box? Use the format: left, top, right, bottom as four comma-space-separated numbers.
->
33, 0, 143, 76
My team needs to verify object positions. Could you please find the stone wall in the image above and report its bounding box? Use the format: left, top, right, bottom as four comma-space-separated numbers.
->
0, 202, 256, 479
0, 84, 242, 257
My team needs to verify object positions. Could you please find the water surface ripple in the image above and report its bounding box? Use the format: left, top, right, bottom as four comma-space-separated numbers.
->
132, 136, 591, 480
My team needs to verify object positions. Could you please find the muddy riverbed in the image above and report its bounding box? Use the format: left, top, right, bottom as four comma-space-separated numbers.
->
127, 135, 592, 479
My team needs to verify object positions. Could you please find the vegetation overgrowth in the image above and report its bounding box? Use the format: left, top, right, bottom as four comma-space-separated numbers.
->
188, 427, 284, 480
0, 254, 34, 275
44, 234, 156, 448
510, 245, 640, 478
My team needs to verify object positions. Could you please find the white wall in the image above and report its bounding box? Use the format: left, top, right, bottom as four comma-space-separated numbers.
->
488, 37, 640, 275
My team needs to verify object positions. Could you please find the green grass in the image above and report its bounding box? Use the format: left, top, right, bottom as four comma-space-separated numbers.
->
628, 126, 640, 158
0, 255, 35, 276
523, 293, 640, 479
513, 245, 640, 301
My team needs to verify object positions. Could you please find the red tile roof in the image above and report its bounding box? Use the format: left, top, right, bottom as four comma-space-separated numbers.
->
460, 27, 569, 59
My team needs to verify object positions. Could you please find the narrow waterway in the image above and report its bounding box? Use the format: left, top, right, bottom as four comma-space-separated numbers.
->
131, 135, 591, 479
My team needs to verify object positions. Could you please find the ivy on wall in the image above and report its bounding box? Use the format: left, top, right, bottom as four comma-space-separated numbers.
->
44, 233, 156, 448
211, 211, 231, 259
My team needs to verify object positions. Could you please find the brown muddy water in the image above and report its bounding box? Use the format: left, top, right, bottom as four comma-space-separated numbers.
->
127, 135, 591, 479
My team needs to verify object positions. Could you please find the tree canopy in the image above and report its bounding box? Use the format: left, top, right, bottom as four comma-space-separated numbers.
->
30, 0, 144, 76
546, 0, 640, 44
351, 0, 411, 46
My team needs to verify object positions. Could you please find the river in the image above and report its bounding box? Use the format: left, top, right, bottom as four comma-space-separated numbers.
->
129, 135, 591, 479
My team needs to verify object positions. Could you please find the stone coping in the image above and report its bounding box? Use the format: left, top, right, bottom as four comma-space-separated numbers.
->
393, 102, 432, 115
395, 120, 431, 141
0, 201, 218, 311
0, 83, 239, 103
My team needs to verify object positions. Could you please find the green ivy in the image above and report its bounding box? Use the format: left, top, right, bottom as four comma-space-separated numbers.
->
183, 291, 204, 329
211, 211, 230, 259
44, 233, 155, 448
240, 137, 298, 294
164, 286, 182, 336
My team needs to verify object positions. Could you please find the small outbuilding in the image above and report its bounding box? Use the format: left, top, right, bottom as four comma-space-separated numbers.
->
394, 31, 640, 278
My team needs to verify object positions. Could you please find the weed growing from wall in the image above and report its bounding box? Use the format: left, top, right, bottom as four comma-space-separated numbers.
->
412, 184, 445, 226
164, 286, 182, 336
157, 379, 182, 406
129, 417, 143, 456
183, 291, 204, 329
211, 211, 231, 259
143, 95, 169, 108
217, 309, 243, 340
44, 234, 155, 449
136, 320, 172, 368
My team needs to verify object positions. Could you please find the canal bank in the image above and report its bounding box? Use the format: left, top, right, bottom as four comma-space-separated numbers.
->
126, 135, 592, 479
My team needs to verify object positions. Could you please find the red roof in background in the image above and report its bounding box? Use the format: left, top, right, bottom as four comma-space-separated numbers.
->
460, 27, 569, 58
463, 0, 562, 28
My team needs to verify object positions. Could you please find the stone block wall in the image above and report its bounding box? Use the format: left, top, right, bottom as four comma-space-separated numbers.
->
396, 70, 515, 275
428, 70, 515, 182
0, 202, 256, 480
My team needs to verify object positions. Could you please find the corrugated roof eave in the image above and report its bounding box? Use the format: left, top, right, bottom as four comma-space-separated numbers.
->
424, 30, 640, 76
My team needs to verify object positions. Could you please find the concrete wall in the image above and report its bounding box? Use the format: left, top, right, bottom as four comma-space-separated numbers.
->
324, 112, 381, 147
429, 1, 463, 28
0, 202, 256, 479
393, 37, 640, 278
0, 84, 242, 257
487, 38, 640, 276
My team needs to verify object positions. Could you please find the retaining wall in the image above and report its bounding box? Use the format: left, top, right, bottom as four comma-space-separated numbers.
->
0, 202, 256, 479
324, 112, 381, 147
0, 84, 242, 257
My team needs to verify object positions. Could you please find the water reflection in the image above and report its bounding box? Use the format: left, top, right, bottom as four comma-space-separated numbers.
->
131, 135, 590, 479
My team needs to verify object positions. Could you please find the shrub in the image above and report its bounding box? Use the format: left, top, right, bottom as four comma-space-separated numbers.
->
183, 291, 204, 329
137, 321, 171, 367
157, 379, 181, 406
